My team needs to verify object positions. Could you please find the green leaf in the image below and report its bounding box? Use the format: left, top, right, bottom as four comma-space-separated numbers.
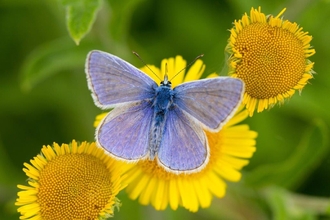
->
264, 187, 317, 220
20, 38, 89, 91
246, 119, 329, 189
60, 0, 102, 45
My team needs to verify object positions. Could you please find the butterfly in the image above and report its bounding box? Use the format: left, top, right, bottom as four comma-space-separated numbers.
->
85, 50, 244, 173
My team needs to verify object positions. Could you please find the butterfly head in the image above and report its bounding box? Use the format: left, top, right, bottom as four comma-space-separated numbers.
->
160, 73, 172, 88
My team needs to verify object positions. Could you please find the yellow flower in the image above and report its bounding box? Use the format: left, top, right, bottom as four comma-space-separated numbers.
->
139, 55, 218, 87
16, 140, 125, 220
226, 7, 315, 116
94, 56, 257, 212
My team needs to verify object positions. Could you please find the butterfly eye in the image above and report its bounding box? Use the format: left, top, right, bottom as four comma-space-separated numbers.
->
160, 80, 172, 87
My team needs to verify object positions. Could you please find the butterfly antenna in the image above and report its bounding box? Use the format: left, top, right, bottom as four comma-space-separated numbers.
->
169, 54, 204, 81
133, 51, 162, 81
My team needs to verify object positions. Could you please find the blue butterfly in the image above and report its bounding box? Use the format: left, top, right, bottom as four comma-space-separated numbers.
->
85, 50, 244, 173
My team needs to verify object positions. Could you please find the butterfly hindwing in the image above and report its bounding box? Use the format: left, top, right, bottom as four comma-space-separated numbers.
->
86, 50, 157, 109
173, 77, 244, 131
97, 100, 153, 161
157, 107, 209, 172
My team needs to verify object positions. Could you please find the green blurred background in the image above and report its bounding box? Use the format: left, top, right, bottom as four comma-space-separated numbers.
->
1, 0, 329, 219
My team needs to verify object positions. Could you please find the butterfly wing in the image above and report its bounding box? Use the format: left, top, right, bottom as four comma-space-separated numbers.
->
173, 77, 244, 132
86, 50, 157, 109
157, 107, 209, 173
97, 100, 153, 160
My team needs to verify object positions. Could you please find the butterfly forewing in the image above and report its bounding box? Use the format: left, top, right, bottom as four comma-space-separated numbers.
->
157, 107, 208, 173
173, 77, 244, 131
97, 101, 153, 160
86, 50, 157, 109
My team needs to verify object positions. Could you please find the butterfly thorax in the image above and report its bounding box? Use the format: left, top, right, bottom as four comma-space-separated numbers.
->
149, 81, 174, 160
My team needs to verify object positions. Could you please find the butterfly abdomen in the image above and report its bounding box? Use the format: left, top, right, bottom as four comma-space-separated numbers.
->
149, 85, 174, 160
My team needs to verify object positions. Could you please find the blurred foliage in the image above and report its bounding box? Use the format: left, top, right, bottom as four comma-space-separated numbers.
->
60, 0, 102, 45
1, 0, 330, 219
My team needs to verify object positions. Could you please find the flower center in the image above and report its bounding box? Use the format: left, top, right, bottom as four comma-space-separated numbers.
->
138, 159, 179, 180
234, 23, 306, 99
37, 154, 114, 219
